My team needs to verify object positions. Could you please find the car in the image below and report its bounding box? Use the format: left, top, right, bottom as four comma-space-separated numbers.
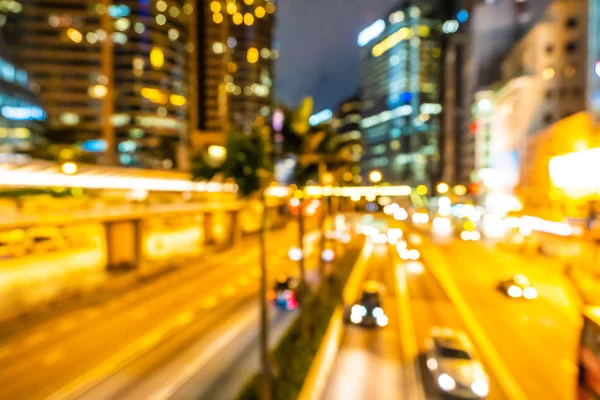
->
397, 240, 420, 261
498, 274, 538, 299
348, 280, 389, 328
267, 275, 299, 310
426, 327, 490, 399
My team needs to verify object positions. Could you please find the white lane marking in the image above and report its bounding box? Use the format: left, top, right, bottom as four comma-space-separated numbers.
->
23, 332, 46, 347
147, 310, 258, 400
43, 349, 66, 366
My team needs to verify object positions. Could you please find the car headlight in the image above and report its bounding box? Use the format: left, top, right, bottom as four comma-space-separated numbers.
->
376, 314, 389, 327
471, 379, 489, 397
438, 373, 456, 391
372, 307, 384, 318
350, 313, 362, 324
507, 285, 523, 298
426, 357, 438, 371
523, 286, 538, 300
351, 304, 367, 317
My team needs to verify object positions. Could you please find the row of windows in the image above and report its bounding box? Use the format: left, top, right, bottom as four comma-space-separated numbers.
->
545, 41, 579, 55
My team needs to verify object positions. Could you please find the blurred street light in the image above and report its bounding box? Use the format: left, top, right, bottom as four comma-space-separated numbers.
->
369, 170, 382, 184
436, 182, 449, 194
417, 184, 428, 196
60, 162, 78, 175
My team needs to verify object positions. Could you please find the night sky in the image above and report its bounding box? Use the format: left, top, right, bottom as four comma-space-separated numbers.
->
275, 0, 395, 113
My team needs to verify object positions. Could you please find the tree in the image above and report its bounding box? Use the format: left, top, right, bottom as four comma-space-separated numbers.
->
193, 125, 274, 400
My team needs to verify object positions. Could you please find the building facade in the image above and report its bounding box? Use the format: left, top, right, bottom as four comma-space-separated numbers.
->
358, 1, 443, 186
3, 0, 195, 170
0, 32, 45, 156
333, 94, 362, 183
197, 0, 275, 135
589, 0, 600, 122
456, 0, 553, 185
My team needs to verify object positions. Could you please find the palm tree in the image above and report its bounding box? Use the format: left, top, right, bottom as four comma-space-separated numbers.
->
193, 125, 274, 400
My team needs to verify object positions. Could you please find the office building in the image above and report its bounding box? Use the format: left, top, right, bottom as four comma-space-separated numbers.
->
3, 0, 195, 170
589, 0, 600, 122
358, 1, 443, 186
456, 0, 553, 184
0, 33, 45, 156
333, 94, 362, 183
197, 0, 276, 136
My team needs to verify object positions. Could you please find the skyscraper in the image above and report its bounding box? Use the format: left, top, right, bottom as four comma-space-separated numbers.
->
3, 0, 195, 170
358, 1, 443, 186
197, 0, 276, 135
589, 0, 600, 123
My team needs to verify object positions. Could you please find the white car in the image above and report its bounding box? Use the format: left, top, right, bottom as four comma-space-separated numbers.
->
426, 327, 490, 399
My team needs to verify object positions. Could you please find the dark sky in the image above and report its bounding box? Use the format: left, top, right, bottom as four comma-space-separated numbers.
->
274, 0, 395, 112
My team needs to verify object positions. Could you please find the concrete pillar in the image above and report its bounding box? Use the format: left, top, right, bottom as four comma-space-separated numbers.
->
105, 219, 140, 270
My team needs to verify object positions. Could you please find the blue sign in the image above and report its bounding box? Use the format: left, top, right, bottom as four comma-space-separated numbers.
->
1, 106, 45, 121
80, 139, 108, 153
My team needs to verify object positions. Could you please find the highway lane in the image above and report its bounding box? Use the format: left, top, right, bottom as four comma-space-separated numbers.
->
322, 242, 407, 400
0, 223, 319, 400
405, 256, 507, 400
418, 230, 580, 400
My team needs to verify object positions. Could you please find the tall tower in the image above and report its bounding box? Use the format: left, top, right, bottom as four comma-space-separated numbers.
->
197, 0, 276, 134
3, 0, 195, 170
358, 1, 444, 186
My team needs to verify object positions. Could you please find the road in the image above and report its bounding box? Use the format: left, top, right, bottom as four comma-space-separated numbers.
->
323, 242, 408, 400
411, 225, 580, 400
0, 222, 321, 400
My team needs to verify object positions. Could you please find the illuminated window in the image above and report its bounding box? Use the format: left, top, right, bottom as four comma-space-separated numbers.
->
66, 28, 83, 43
156, 0, 167, 12
150, 47, 165, 69
156, 14, 167, 25
213, 42, 225, 54
114, 18, 130, 31
260, 48, 271, 58
213, 12, 223, 24
226, 2, 237, 15
183, 3, 194, 15
134, 22, 145, 33
542, 67, 555, 80
247, 47, 259, 64
169, 6, 180, 18
168, 28, 179, 41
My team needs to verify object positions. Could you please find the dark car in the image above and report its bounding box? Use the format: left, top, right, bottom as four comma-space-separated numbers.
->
268, 275, 299, 310
348, 280, 388, 328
